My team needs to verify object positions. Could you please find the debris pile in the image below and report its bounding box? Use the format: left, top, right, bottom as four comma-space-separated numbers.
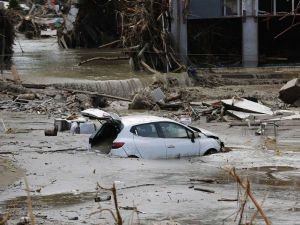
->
0, 81, 107, 115
59, 0, 183, 73
0, 8, 15, 69
58, 0, 118, 48
1, 75, 299, 136
120, 0, 184, 73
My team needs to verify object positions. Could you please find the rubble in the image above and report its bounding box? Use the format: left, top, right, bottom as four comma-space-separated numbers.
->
0, 80, 115, 115
221, 97, 273, 115
279, 78, 300, 106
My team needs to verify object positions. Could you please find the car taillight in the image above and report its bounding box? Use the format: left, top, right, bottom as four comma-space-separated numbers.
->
112, 142, 125, 149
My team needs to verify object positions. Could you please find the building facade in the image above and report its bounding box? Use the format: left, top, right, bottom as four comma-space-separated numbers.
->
172, 0, 300, 67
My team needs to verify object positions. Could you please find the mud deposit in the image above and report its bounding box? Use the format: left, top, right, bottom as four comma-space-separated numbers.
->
0, 110, 299, 225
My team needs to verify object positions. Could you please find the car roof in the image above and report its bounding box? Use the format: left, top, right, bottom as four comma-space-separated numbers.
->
120, 115, 175, 127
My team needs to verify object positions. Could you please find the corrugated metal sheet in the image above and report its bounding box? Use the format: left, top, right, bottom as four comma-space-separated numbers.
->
188, 0, 223, 19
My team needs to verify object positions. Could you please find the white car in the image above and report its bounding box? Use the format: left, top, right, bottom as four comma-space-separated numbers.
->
89, 114, 224, 159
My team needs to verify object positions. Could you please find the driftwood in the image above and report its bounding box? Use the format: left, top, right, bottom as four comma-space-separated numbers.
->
98, 40, 121, 49
140, 60, 159, 74
194, 187, 215, 193
218, 198, 238, 202
64, 88, 131, 102
120, 183, 155, 190
119, 0, 184, 73
0, 151, 14, 155
229, 122, 261, 127
78, 56, 129, 66
190, 178, 217, 184
22, 83, 48, 89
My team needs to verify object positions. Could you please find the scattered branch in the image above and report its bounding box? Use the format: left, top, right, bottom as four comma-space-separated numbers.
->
24, 177, 35, 225
227, 167, 271, 225
78, 56, 129, 66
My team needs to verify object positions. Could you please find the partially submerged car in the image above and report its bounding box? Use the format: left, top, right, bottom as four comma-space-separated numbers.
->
88, 112, 224, 159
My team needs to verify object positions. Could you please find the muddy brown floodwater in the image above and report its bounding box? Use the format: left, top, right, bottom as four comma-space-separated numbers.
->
13, 36, 150, 84
0, 37, 300, 225
0, 109, 299, 225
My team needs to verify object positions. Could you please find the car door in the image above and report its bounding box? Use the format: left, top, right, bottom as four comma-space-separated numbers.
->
157, 122, 200, 159
132, 123, 167, 159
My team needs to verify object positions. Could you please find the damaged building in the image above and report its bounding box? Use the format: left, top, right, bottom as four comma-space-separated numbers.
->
57, 0, 300, 69
172, 0, 300, 67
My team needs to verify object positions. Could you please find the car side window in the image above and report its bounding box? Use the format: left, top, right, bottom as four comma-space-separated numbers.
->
158, 122, 191, 138
132, 123, 159, 138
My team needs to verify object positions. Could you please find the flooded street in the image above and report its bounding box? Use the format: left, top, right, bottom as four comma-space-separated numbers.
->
13, 36, 148, 83
0, 110, 299, 225
0, 37, 300, 224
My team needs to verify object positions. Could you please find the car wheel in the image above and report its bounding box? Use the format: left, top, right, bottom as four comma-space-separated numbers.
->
204, 149, 218, 155
128, 155, 139, 158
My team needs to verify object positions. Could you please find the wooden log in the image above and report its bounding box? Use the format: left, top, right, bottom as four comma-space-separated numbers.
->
137, 43, 149, 58
140, 60, 158, 74
194, 187, 215, 193
229, 122, 261, 127
63, 88, 131, 102
190, 178, 217, 183
98, 40, 121, 49
22, 83, 48, 89
218, 198, 238, 202
78, 56, 129, 66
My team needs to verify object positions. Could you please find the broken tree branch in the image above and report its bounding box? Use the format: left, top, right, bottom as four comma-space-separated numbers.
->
24, 177, 35, 225
63, 88, 131, 102
98, 40, 121, 49
78, 56, 130, 66
140, 60, 158, 74
194, 187, 215, 193
227, 167, 271, 225
97, 183, 123, 225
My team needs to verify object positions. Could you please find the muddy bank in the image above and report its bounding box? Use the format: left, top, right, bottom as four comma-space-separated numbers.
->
0, 158, 24, 189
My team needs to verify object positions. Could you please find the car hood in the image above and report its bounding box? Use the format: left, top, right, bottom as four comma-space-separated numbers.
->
189, 125, 220, 139
197, 127, 219, 137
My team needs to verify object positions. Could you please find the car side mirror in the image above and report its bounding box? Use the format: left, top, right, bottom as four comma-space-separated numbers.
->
191, 131, 199, 143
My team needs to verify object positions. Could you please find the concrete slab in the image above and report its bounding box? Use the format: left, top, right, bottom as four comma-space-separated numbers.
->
279, 78, 300, 104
